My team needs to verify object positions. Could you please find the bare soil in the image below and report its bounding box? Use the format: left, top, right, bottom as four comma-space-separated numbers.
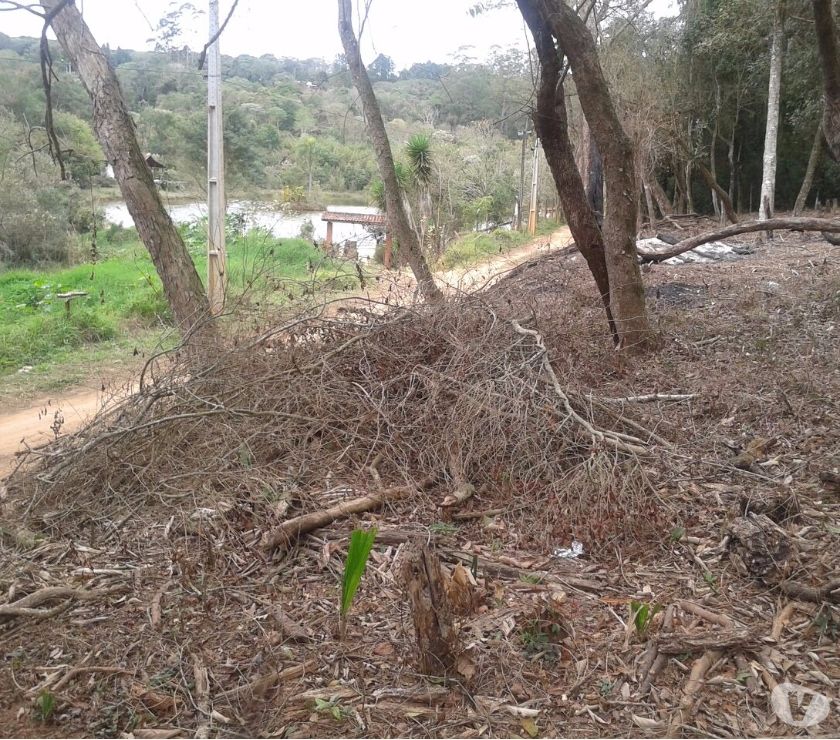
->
1, 228, 838, 739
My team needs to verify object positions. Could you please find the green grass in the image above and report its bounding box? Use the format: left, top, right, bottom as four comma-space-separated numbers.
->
0, 229, 349, 382
437, 222, 558, 270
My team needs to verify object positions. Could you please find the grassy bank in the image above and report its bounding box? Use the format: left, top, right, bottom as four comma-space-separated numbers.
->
0, 227, 350, 381
438, 222, 558, 270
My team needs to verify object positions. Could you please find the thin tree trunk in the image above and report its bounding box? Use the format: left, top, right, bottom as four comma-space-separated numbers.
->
535, 0, 651, 351
685, 160, 695, 213
728, 91, 741, 204
759, 0, 786, 226
518, 0, 617, 343
813, 0, 840, 161
643, 179, 657, 224
694, 159, 738, 223
794, 121, 824, 215
42, 0, 210, 335
337, 0, 441, 302
710, 80, 721, 219
650, 178, 673, 216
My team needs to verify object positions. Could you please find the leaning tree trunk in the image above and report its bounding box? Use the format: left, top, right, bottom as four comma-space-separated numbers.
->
813, 0, 840, 161
337, 0, 441, 302
535, 0, 651, 351
650, 178, 673, 217
517, 0, 617, 343
759, 0, 786, 225
794, 121, 824, 215
695, 159, 738, 223
42, 0, 210, 336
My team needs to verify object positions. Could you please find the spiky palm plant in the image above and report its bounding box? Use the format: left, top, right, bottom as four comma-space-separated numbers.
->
406, 133, 433, 185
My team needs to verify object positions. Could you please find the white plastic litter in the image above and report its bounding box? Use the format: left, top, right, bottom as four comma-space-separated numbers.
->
553, 540, 584, 559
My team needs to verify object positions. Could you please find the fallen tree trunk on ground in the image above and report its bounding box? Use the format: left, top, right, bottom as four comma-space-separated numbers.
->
262, 475, 438, 552
638, 217, 840, 262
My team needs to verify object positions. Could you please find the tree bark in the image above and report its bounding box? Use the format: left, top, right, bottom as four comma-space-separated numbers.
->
794, 121, 824, 215
759, 0, 786, 224
401, 545, 460, 675
638, 216, 840, 262
813, 0, 840, 162
536, 0, 651, 351
517, 0, 617, 344
42, 0, 210, 336
337, 0, 441, 302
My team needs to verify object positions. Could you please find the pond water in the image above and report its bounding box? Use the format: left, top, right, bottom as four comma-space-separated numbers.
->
103, 201, 383, 259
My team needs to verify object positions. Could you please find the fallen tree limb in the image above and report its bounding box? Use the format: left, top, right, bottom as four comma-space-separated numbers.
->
261, 475, 438, 552
667, 650, 720, 737
638, 217, 840, 263
779, 577, 840, 604
600, 393, 695, 403
217, 660, 316, 702
0, 585, 126, 621
657, 629, 758, 655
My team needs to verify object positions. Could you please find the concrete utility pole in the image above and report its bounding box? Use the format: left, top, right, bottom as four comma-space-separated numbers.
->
516, 119, 529, 231
207, 0, 226, 314
528, 138, 541, 236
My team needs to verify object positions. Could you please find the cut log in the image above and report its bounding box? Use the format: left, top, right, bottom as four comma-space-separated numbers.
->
726, 513, 791, 580
638, 217, 840, 263
401, 544, 460, 675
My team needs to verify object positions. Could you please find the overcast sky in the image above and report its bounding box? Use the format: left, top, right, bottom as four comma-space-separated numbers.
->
1, 0, 679, 69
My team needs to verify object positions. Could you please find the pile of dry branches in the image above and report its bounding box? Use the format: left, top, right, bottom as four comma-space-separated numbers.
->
8, 286, 670, 551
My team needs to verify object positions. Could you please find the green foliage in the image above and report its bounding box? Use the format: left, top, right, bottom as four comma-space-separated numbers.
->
34, 690, 56, 722
629, 600, 662, 637
314, 697, 348, 721
340, 527, 377, 618
406, 134, 433, 183
0, 233, 345, 374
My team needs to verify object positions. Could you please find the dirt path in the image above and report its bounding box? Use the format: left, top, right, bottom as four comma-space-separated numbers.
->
0, 227, 572, 474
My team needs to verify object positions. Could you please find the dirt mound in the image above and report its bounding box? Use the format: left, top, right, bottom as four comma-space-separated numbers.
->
1, 237, 839, 738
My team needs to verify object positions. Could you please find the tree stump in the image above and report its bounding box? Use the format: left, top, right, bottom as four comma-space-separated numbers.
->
401, 544, 460, 675
726, 513, 791, 579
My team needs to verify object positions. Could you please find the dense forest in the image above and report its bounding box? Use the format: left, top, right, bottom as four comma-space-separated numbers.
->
1, 0, 838, 266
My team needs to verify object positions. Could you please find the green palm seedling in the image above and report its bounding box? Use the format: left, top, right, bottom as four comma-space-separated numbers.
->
406, 133, 433, 185
339, 527, 377, 638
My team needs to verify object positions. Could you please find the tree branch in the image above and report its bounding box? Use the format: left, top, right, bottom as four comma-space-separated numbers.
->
197, 0, 240, 70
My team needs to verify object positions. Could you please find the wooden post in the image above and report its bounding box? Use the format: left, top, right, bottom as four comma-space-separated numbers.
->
325, 220, 333, 250
207, 0, 226, 316
383, 230, 392, 269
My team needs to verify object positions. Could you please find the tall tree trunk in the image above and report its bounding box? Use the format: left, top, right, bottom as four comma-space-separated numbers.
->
759, 0, 786, 224
517, 0, 617, 343
42, 0, 210, 334
337, 0, 441, 302
794, 121, 824, 215
535, 0, 651, 351
813, 0, 840, 161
